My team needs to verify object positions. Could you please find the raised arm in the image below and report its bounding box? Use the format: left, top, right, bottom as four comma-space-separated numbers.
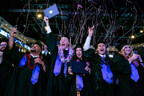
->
8, 28, 17, 50
83, 25, 94, 51
43, 16, 57, 52
44, 16, 52, 34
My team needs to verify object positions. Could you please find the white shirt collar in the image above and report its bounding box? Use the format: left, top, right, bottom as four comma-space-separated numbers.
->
64, 47, 69, 50
30, 54, 39, 58
99, 54, 106, 58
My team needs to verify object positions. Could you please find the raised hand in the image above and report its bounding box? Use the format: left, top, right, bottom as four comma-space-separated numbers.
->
130, 54, 139, 60
11, 27, 18, 37
34, 58, 46, 72
68, 66, 73, 75
44, 16, 49, 24
88, 25, 94, 37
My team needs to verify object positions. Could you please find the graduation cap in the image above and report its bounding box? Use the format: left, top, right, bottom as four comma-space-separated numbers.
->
74, 43, 83, 51
61, 33, 70, 40
94, 40, 106, 49
0, 38, 8, 43
43, 4, 60, 19
33, 41, 43, 49
117, 43, 131, 51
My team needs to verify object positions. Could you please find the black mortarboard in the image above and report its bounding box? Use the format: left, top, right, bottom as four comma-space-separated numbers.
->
94, 40, 106, 49
0, 38, 8, 43
34, 41, 43, 49
117, 43, 131, 51
61, 33, 70, 40
74, 43, 83, 51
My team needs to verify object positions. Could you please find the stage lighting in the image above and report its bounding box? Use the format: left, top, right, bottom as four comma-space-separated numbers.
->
45, 26, 47, 31
131, 35, 135, 39
37, 13, 43, 19
140, 30, 143, 33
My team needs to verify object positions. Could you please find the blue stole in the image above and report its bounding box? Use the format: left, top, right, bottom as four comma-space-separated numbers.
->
101, 58, 113, 84
130, 63, 139, 82
53, 53, 67, 77
76, 75, 84, 91
19, 54, 40, 85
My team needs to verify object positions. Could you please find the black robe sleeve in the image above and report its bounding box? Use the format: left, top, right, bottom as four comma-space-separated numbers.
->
111, 53, 131, 75
43, 33, 57, 52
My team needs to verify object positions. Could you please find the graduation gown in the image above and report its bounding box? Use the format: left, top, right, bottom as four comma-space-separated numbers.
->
90, 53, 114, 96
6, 46, 45, 96
111, 53, 134, 96
70, 58, 91, 96
0, 54, 12, 96
45, 33, 77, 96
130, 63, 144, 96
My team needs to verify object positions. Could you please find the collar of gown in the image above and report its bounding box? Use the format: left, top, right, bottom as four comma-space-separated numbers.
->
99, 54, 106, 58
30, 53, 39, 58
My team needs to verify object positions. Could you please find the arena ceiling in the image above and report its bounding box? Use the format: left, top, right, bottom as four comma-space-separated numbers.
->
0, 0, 144, 47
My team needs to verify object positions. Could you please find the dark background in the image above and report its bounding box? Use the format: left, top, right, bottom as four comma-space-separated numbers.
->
0, 0, 144, 47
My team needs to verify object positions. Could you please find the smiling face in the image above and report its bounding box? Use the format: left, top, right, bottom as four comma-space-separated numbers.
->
76, 48, 83, 59
122, 45, 132, 56
97, 43, 106, 55
30, 44, 42, 54
60, 37, 70, 50
0, 42, 7, 51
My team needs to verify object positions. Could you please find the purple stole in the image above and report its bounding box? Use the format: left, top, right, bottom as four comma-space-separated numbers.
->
101, 58, 113, 84
76, 75, 84, 91
130, 63, 139, 82
53, 53, 68, 77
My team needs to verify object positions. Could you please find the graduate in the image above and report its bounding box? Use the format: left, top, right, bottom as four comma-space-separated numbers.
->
110, 44, 134, 96
83, 26, 114, 96
68, 43, 91, 96
118, 44, 144, 96
44, 16, 76, 96
0, 38, 12, 96
6, 28, 46, 96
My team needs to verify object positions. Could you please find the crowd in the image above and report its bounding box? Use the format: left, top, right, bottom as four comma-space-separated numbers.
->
0, 16, 144, 96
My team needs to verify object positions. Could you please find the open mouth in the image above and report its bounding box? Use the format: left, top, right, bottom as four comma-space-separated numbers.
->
61, 44, 65, 46
77, 54, 81, 56
31, 50, 36, 52
100, 49, 104, 51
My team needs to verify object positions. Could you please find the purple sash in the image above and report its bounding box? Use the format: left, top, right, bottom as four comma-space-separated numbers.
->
101, 59, 113, 84
76, 75, 84, 91
19, 54, 40, 84
130, 63, 139, 82
53, 54, 67, 77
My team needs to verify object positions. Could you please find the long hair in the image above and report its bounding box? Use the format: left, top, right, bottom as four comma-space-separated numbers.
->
120, 45, 133, 58
73, 43, 84, 61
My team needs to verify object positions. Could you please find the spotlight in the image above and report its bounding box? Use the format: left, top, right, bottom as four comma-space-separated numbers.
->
45, 26, 47, 31
140, 30, 143, 33
131, 35, 135, 39
37, 13, 43, 19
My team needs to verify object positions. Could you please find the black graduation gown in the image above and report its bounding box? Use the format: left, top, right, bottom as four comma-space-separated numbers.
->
0, 55, 12, 96
130, 63, 144, 96
80, 74, 91, 96
45, 33, 77, 96
6, 46, 45, 96
111, 53, 134, 96
90, 53, 114, 96
69, 58, 91, 96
